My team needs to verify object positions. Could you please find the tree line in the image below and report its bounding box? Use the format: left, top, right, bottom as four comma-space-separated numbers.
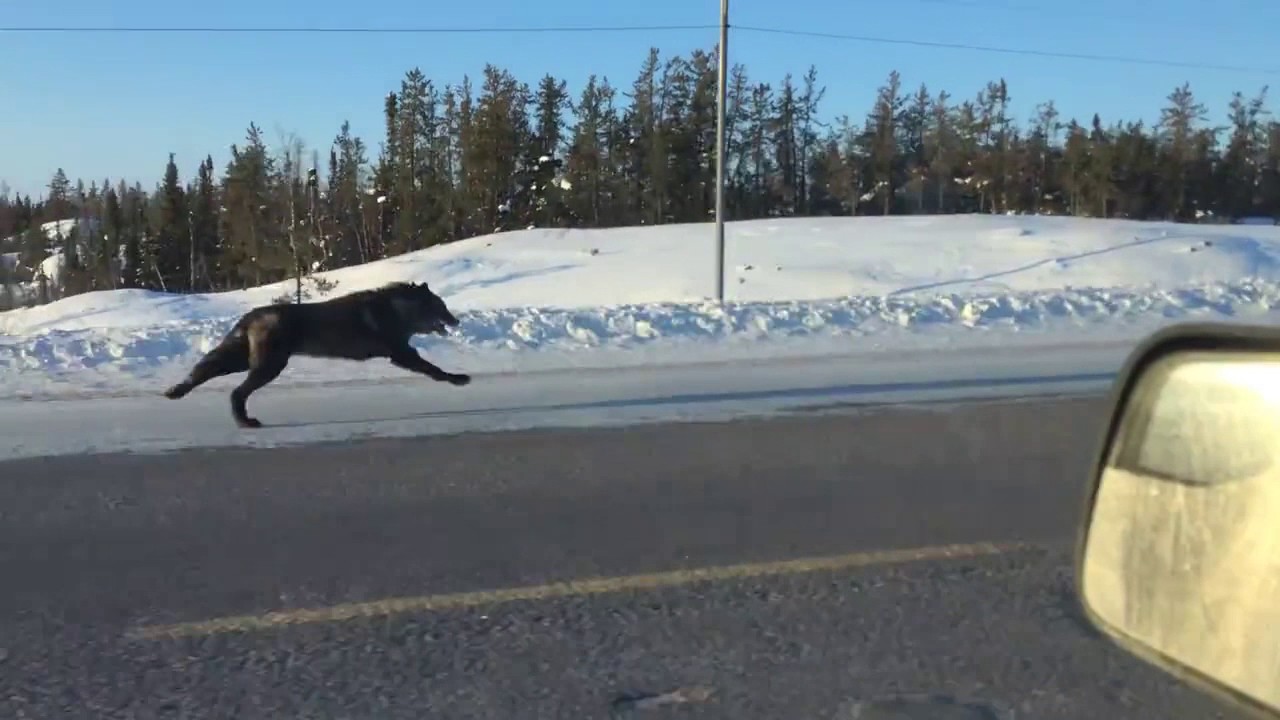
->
1, 44, 1278, 307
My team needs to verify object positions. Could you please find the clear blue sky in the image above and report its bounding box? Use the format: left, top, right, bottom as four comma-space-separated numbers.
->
2, 0, 1278, 199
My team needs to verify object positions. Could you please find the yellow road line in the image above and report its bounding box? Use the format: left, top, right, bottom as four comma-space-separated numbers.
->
128, 540, 1036, 641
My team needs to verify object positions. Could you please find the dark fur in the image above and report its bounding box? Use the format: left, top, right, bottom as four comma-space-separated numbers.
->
163, 281, 470, 428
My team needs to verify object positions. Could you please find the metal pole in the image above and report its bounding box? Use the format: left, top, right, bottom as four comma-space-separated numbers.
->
188, 209, 196, 292
714, 0, 729, 303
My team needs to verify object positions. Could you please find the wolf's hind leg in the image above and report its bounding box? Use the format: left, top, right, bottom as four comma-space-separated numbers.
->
164, 338, 250, 399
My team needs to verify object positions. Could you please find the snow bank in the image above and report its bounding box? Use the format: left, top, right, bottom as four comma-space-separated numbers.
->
4, 214, 1280, 400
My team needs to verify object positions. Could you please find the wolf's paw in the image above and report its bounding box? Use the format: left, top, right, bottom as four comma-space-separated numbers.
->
448, 373, 471, 387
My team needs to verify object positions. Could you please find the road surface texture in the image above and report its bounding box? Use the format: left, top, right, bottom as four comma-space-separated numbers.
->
0, 395, 1244, 719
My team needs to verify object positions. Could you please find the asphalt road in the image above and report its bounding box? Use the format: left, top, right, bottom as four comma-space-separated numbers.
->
0, 395, 1245, 719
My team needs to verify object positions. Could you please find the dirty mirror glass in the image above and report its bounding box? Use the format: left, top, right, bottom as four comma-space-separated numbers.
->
1082, 350, 1280, 711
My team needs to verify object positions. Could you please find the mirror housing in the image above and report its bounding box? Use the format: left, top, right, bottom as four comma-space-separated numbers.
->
1078, 322, 1280, 718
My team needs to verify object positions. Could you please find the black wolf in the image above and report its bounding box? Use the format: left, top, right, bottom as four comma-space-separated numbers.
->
163, 281, 471, 428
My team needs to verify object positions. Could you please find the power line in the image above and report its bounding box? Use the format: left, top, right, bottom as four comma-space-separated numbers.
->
733, 26, 1280, 75
5, 21, 1275, 75
0, 23, 715, 34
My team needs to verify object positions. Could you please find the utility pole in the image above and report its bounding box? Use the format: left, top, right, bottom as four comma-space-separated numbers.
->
714, 0, 729, 303
288, 180, 301, 305
297, 166, 317, 304
188, 208, 197, 292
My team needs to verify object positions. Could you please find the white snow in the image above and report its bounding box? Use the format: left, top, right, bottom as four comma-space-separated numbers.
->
36, 218, 83, 242
2, 217, 109, 302
0, 346, 1125, 461
3, 214, 1280, 403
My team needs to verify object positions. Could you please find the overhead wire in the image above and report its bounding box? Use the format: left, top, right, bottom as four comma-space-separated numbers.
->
1, 22, 1275, 75
0, 24, 716, 34
732, 26, 1280, 75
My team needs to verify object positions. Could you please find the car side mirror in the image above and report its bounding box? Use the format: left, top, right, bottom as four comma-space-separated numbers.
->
1078, 323, 1280, 718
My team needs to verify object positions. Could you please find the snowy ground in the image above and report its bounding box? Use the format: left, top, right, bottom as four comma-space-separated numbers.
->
0, 345, 1124, 461
3, 214, 1279, 403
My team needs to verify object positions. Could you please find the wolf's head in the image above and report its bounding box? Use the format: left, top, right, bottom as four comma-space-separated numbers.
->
385, 281, 461, 336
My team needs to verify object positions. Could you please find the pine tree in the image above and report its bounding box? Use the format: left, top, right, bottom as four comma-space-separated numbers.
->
148, 153, 189, 291
190, 156, 219, 290
127, 188, 147, 289
723, 63, 752, 218
525, 74, 571, 227
744, 81, 775, 217
1087, 114, 1117, 217
901, 84, 933, 212
565, 75, 621, 225
328, 121, 372, 266
622, 48, 664, 224
373, 92, 399, 258
466, 64, 531, 232
1158, 83, 1210, 220
221, 123, 279, 287
796, 66, 826, 215
977, 80, 1014, 213
925, 91, 955, 213
47, 169, 72, 219
1026, 101, 1061, 214
1061, 120, 1091, 216
772, 74, 800, 215
18, 55, 1280, 305
103, 187, 125, 288
865, 71, 904, 215
1216, 88, 1270, 219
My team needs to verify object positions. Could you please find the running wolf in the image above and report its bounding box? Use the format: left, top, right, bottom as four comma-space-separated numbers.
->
163, 281, 471, 428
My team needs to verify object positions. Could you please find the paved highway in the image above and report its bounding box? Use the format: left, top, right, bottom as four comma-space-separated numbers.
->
0, 395, 1243, 719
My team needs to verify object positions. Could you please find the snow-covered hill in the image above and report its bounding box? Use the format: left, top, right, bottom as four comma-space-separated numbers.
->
1, 217, 106, 303
4, 214, 1280, 399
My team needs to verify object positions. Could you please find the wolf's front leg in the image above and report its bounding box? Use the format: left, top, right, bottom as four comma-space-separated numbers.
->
389, 348, 470, 386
